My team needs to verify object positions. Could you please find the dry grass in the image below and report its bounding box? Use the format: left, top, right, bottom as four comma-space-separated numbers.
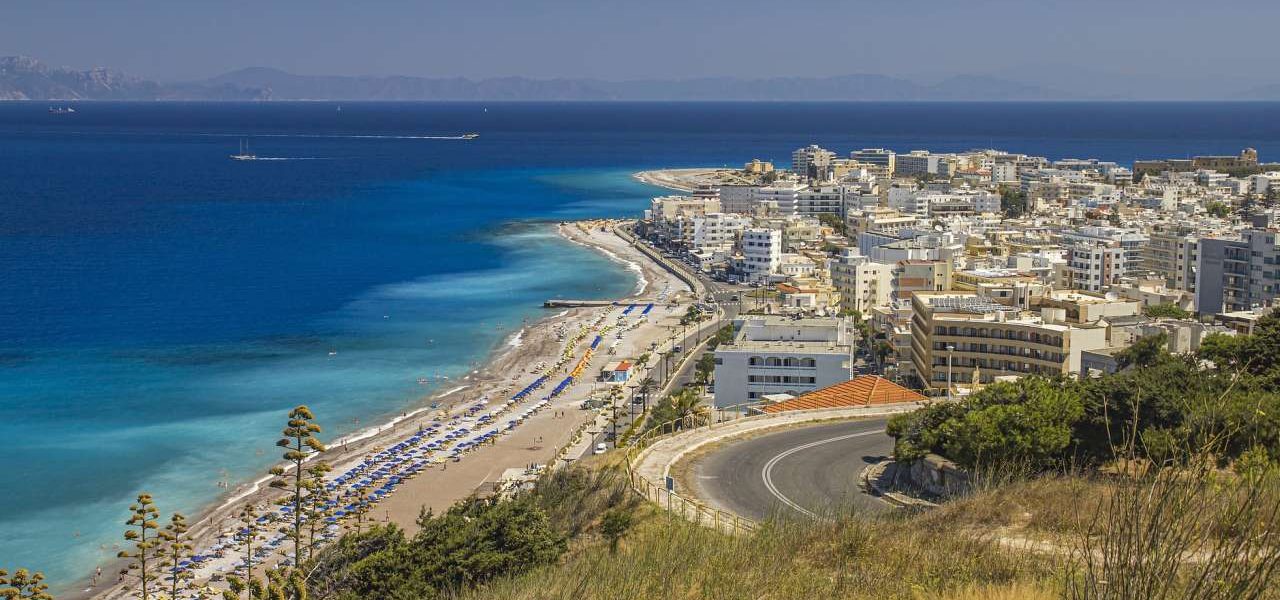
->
404, 440, 1280, 600
461, 502, 1053, 600
922, 475, 1112, 539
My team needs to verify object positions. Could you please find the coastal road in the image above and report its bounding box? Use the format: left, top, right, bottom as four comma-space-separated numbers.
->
686, 419, 894, 521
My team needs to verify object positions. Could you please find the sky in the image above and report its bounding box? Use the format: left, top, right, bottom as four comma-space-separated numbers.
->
3, 0, 1280, 95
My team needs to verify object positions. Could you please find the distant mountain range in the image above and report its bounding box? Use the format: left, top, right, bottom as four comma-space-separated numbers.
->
4, 55, 1280, 102
0, 56, 266, 100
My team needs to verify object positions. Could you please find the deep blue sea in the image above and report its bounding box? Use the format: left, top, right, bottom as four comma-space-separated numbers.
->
4, 101, 1280, 589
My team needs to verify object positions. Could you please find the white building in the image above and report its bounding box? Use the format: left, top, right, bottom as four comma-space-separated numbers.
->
830, 249, 894, 314
753, 182, 807, 216
690, 212, 750, 253
713, 316, 855, 407
795, 185, 844, 217
738, 228, 782, 283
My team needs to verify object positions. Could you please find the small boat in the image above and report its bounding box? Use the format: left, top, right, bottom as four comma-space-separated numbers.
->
461, 133, 479, 140
230, 139, 257, 161
48, 106, 75, 114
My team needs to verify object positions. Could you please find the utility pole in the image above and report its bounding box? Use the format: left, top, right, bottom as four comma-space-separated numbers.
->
946, 344, 955, 400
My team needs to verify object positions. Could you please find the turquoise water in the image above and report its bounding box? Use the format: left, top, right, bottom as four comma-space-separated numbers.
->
7, 100, 1280, 589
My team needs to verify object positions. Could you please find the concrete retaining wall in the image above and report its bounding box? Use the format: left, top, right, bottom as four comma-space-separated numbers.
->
901, 454, 971, 498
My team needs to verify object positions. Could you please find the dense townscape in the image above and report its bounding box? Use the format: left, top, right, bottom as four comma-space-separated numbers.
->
640, 144, 1280, 403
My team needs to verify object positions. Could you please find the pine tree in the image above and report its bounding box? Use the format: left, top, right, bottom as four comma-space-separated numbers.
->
159, 512, 194, 599
118, 493, 162, 600
268, 406, 326, 565
0, 568, 53, 600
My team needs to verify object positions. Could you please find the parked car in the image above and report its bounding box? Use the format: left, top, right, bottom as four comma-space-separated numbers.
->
594, 443, 608, 455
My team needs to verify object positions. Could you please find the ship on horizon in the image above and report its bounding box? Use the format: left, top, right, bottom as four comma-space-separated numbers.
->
48, 106, 75, 114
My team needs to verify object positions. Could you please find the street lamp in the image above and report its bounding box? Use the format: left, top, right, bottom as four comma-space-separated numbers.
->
946, 344, 956, 400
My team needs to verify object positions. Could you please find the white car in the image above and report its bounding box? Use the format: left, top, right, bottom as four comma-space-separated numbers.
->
594, 443, 608, 455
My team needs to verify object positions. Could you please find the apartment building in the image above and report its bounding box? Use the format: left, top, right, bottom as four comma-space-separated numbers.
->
690, 212, 750, 254
738, 228, 782, 283
829, 249, 893, 315
1197, 227, 1280, 314
1142, 224, 1200, 293
646, 195, 722, 247
852, 148, 896, 174
792, 145, 836, 180
795, 184, 845, 217
909, 292, 1108, 392
894, 260, 953, 299
753, 182, 807, 216
713, 316, 855, 407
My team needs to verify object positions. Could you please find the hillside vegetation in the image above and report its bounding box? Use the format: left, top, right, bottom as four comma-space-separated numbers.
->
889, 316, 1280, 472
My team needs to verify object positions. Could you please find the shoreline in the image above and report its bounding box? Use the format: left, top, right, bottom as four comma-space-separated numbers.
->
632, 167, 736, 193
78, 218, 689, 600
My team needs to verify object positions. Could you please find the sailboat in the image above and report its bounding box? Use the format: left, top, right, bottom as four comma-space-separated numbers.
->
230, 138, 257, 161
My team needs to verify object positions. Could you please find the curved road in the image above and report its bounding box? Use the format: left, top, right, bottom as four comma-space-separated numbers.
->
687, 419, 894, 521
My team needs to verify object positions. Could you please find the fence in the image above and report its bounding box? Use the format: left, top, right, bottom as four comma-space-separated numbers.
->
623, 402, 766, 534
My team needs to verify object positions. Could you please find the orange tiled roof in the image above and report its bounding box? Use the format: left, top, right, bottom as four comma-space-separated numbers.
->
762, 376, 925, 413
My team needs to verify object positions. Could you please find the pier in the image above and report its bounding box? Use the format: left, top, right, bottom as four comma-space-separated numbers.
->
543, 299, 652, 308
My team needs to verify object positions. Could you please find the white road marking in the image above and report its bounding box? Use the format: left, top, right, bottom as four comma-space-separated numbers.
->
760, 430, 883, 519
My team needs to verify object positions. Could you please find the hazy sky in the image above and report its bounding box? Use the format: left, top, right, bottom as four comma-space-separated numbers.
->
3, 0, 1279, 89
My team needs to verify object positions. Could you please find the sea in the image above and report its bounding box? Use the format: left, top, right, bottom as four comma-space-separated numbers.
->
3, 101, 1280, 590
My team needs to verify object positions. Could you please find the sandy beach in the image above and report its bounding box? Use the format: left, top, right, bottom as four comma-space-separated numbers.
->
633, 167, 750, 192
78, 220, 690, 600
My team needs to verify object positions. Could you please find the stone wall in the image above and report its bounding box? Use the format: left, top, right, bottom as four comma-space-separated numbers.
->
900, 453, 971, 498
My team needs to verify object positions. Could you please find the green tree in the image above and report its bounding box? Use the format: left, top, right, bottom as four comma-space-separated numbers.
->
1197, 332, 1250, 371
0, 568, 53, 600
693, 353, 716, 388
1241, 195, 1258, 220
888, 378, 1084, 470
600, 509, 633, 554
118, 493, 162, 600
1199, 313, 1280, 390
1143, 303, 1191, 320
269, 406, 326, 565
709, 324, 735, 349
816, 213, 846, 236
1115, 332, 1169, 369
645, 388, 707, 431
875, 341, 893, 364
999, 186, 1028, 216
314, 497, 566, 599
1206, 201, 1231, 218
159, 512, 194, 600
634, 376, 656, 411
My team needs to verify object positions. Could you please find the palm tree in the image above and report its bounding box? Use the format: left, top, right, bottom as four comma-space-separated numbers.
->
636, 376, 656, 412
646, 388, 709, 432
